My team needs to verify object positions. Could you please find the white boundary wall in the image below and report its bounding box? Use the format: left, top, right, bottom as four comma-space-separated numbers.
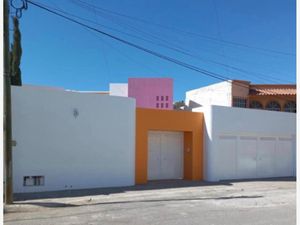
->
194, 106, 296, 181
12, 85, 136, 193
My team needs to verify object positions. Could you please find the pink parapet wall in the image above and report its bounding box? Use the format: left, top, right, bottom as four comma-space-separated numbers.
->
128, 78, 173, 110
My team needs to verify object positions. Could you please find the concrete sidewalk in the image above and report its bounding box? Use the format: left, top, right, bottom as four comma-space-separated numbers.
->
4, 178, 296, 225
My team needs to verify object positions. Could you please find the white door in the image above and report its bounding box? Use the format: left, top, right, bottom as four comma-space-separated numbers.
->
257, 137, 276, 178
275, 138, 293, 177
148, 132, 161, 180
237, 137, 257, 179
218, 136, 237, 180
148, 131, 183, 180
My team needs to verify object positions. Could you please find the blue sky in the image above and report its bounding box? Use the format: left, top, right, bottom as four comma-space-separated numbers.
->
15, 0, 295, 101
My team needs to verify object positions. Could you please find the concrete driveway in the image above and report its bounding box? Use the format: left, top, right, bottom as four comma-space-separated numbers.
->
4, 178, 296, 225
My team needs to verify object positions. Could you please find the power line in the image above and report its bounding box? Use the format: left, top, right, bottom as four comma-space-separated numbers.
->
89, 0, 112, 82
26, 0, 295, 102
36, 1, 292, 84
26, 0, 229, 81
72, 0, 290, 62
10, 0, 28, 18
87, 28, 163, 75
70, 0, 293, 83
71, 0, 295, 57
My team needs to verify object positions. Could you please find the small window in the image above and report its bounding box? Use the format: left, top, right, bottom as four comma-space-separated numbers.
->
156, 96, 159, 101
23, 176, 45, 186
161, 103, 164, 108
165, 103, 169, 108
161, 96, 164, 101
166, 96, 169, 101
156, 103, 159, 108
266, 101, 281, 111
232, 97, 247, 108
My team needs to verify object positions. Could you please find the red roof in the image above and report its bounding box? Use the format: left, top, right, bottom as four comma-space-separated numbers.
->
249, 84, 296, 96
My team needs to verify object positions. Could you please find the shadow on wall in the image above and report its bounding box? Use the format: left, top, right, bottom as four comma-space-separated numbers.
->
13, 177, 294, 201
187, 100, 202, 111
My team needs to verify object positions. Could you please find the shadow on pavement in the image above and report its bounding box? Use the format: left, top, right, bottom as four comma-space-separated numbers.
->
14, 180, 232, 201
220, 177, 296, 183
13, 177, 294, 201
15, 195, 263, 208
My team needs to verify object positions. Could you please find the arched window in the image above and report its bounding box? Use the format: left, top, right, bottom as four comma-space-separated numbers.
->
266, 101, 281, 111
250, 101, 263, 109
284, 101, 296, 113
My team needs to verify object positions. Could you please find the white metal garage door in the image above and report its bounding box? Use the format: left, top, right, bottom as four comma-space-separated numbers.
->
275, 138, 293, 177
218, 135, 294, 180
237, 137, 257, 179
257, 137, 276, 178
218, 136, 237, 180
148, 131, 183, 180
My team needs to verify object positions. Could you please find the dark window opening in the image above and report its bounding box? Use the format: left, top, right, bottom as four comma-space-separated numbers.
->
250, 101, 263, 109
266, 101, 281, 111
23, 176, 45, 186
232, 97, 247, 108
284, 101, 296, 113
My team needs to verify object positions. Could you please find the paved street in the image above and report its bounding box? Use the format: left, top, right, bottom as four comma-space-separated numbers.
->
4, 178, 295, 225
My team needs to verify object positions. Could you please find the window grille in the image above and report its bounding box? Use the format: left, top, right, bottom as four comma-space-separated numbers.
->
232, 97, 247, 108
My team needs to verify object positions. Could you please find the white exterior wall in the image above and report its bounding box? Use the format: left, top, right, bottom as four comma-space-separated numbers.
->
195, 106, 296, 181
109, 83, 128, 97
12, 85, 136, 193
185, 81, 232, 109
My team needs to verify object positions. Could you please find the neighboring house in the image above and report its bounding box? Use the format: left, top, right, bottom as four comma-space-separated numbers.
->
110, 78, 173, 110
248, 84, 296, 112
185, 80, 296, 112
109, 83, 128, 97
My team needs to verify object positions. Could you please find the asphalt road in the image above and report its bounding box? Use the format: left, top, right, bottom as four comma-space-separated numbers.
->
4, 178, 296, 225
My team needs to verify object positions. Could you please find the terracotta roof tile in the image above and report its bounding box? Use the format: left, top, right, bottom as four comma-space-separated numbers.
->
249, 85, 296, 96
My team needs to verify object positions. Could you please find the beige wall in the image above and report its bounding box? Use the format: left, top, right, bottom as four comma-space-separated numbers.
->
232, 81, 250, 98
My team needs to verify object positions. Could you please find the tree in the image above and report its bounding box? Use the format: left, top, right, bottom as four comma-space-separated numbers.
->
10, 16, 22, 86
173, 100, 186, 110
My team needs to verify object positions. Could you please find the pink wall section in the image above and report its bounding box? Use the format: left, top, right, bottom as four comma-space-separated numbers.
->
128, 78, 173, 110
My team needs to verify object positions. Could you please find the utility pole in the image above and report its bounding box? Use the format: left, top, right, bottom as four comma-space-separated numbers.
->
4, 0, 13, 204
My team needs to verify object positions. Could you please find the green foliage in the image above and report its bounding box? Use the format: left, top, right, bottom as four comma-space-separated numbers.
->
173, 100, 186, 110
10, 17, 22, 86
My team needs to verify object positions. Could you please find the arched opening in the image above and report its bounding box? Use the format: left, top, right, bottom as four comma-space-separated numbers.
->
250, 101, 263, 109
266, 101, 281, 111
284, 101, 296, 113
